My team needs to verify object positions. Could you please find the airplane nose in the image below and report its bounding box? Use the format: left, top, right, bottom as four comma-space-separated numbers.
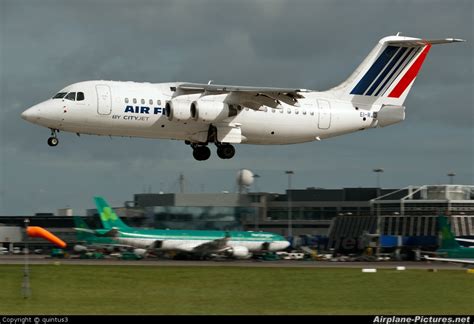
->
21, 109, 30, 120
21, 107, 40, 122
271, 241, 290, 250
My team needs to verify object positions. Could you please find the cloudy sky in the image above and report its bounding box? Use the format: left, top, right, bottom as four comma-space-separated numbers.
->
0, 0, 472, 215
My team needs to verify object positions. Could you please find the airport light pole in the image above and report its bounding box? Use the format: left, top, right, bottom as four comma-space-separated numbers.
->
372, 169, 384, 257
22, 218, 31, 299
253, 174, 260, 192
447, 172, 456, 185
253, 174, 261, 230
373, 168, 384, 188
285, 171, 294, 238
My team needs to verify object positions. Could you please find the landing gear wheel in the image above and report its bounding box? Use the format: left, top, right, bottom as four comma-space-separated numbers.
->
47, 137, 59, 147
217, 144, 235, 159
192, 146, 211, 161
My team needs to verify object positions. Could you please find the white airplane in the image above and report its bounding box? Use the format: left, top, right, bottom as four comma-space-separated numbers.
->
456, 238, 474, 245
21, 35, 464, 160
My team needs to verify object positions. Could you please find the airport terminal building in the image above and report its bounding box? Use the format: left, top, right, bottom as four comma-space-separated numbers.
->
1, 184, 473, 253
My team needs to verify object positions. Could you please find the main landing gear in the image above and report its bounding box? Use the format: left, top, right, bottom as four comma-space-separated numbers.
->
216, 144, 235, 160
188, 142, 236, 161
187, 125, 237, 161
47, 129, 59, 147
192, 144, 211, 161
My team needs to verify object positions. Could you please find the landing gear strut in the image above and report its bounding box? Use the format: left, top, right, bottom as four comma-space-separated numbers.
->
216, 144, 235, 159
187, 125, 237, 161
47, 129, 59, 147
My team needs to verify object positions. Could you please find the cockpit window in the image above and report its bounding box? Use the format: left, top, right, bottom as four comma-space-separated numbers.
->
77, 92, 84, 101
65, 92, 76, 101
53, 92, 67, 99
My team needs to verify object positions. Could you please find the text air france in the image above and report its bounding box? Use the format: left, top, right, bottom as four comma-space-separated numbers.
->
124, 106, 164, 115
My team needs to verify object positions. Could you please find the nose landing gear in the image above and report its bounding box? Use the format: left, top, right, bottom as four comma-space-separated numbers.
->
47, 129, 59, 147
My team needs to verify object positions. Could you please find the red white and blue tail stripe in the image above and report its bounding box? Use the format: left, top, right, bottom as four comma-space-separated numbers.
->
330, 35, 464, 105
350, 44, 430, 98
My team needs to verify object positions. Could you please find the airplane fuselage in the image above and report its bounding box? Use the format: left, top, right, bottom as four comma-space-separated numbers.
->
22, 80, 378, 145
106, 228, 290, 253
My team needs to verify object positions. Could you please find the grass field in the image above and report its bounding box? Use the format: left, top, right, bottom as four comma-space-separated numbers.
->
0, 264, 472, 315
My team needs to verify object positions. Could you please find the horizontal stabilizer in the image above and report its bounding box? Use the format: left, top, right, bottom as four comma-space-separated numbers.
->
386, 38, 466, 46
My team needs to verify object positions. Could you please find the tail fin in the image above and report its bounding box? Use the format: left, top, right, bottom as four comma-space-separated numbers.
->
73, 216, 97, 242
329, 35, 465, 106
438, 215, 461, 249
94, 196, 131, 230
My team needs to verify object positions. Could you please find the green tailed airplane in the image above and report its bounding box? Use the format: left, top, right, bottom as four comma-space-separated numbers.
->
74, 196, 289, 258
73, 216, 121, 252
424, 215, 474, 265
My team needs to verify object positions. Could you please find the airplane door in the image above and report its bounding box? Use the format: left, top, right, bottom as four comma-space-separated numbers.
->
96, 84, 112, 115
317, 99, 331, 129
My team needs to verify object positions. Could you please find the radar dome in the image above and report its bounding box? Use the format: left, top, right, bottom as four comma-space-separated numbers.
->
237, 169, 254, 187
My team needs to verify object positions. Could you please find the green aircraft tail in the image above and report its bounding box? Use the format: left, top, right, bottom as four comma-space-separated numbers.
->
94, 196, 131, 230
438, 215, 461, 250
73, 216, 97, 242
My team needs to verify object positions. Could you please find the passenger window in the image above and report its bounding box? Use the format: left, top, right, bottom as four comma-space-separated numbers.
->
133, 98, 137, 104
77, 92, 84, 101
65, 92, 76, 101
141, 99, 145, 104
125, 98, 129, 103
280, 109, 283, 113
272, 109, 276, 113
287, 108, 291, 114
310, 111, 314, 116
149, 99, 153, 105
295, 109, 299, 115
303, 110, 306, 115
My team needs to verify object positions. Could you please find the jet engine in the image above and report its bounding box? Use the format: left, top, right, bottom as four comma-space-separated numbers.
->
226, 246, 251, 259
375, 105, 405, 127
73, 245, 88, 253
165, 99, 192, 121
190, 99, 229, 123
133, 248, 147, 257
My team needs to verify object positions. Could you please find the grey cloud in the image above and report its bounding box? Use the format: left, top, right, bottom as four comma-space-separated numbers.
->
1, 0, 472, 214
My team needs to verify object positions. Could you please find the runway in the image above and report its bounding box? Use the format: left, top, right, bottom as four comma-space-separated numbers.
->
0, 255, 467, 270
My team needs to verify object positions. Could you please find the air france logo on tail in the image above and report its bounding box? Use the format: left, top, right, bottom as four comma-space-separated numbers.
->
350, 44, 431, 98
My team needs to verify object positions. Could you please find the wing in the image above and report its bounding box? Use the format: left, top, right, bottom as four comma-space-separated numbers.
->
175, 236, 231, 253
424, 256, 474, 265
456, 238, 474, 244
175, 82, 308, 110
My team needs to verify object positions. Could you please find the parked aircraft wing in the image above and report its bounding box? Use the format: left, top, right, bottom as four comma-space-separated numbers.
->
424, 256, 474, 265
175, 235, 231, 253
192, 236, 231, 253
456, 238, 474, 244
